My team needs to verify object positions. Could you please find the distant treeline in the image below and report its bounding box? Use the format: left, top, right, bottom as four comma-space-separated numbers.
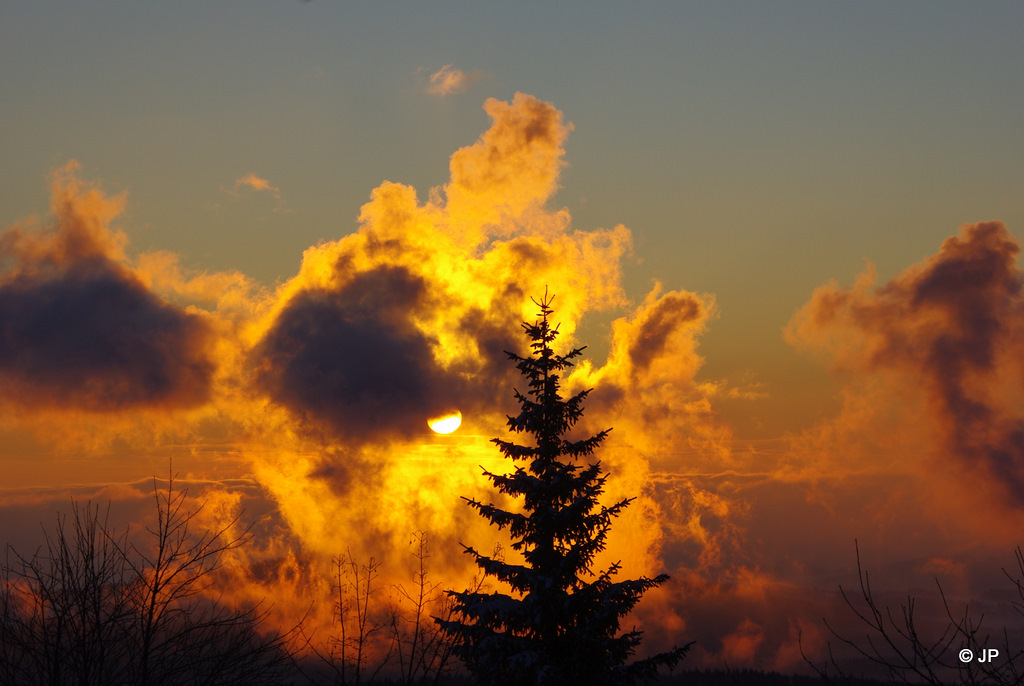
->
652, 669, 898, 686
339, 669, 901, 686
279, 670, 896, 686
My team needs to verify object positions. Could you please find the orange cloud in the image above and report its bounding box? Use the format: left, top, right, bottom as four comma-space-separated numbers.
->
247, 94, 625, 447
787, 221, 1024, 522
570, 285, 727, 465
232, 94, 698, 632
720, 619, 765, 665
0, 161, 127, 268
425, 64, 487, 95
232, 173, 280, 199
610, 221, 1024, 671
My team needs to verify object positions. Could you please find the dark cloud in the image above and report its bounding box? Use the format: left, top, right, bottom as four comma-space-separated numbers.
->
626, 291, 705, 371
0, 257, 214, 412
788, 221, 1024, 503
0, 162, 216, 414
255, 266, 485, 445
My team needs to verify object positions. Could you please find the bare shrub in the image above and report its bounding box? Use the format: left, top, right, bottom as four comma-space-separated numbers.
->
0, 474, 293, 686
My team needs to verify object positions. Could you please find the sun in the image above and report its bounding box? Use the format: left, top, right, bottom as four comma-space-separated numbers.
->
428, 410, 462, 434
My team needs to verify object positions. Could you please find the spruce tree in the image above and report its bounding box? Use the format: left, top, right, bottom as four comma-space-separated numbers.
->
439, 293, 690, 686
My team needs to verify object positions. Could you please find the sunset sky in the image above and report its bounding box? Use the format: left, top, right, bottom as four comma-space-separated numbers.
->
3, 1, 1024, 673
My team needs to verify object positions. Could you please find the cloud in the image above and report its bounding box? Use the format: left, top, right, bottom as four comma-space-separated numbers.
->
248, 93, 625, 449
134, 249, 264, 320
553, 220, 1024, 670
446, 93, 574, 237
713, 220, 1024, 673
0, 265, 214, 411
232, 173, 281, 200
787, 221, 1024, 510
254, 266, 469, 445
0, 162, 216, 413
0, 160, 127, 268
238, 93, 669, 604
425, 64, 487, 96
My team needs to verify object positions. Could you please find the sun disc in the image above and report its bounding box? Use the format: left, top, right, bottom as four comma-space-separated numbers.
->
428, 410, 462, 434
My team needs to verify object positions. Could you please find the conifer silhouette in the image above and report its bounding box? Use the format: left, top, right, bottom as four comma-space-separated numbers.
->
439, 293, 689, 686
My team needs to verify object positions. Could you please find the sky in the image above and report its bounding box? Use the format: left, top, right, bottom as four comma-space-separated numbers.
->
2, 0, 1024, 674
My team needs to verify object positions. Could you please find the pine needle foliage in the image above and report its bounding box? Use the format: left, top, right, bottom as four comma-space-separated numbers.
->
438, 293, 689, 686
